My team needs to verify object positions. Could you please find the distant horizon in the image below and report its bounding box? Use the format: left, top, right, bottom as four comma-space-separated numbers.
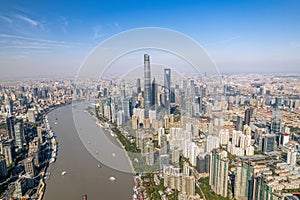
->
0, 70, 300, 81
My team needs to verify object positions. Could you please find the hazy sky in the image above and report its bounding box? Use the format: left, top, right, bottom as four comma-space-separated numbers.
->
0, 0, 300, 78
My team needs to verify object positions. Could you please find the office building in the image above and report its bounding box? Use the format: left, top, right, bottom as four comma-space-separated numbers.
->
37, 126, 44, 144
244, 107, 251, 126
196, 154, 210, 174
236, 115, 243, 131
159, 154, 170, 170
14, 122, 24, 150
271, 109, 282, 134
14, 178, 28, 198
27, 108, 36, 123
170, 87, 175, 103
122, 99, 130, 122
151, 78, 157, 109
5, 98, 13, 117
0, 155, 8, 179
6, 116, 15, 139
261, 134, 276, 153
0, 139, 15, 166
136, 78, 141, 94
144, 54, 151, 118
24, 157, 35, 177
28, 137, 41, 167
164, 68, 171, 114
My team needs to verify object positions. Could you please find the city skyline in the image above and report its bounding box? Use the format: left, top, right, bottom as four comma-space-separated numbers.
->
0, 0, 300, 78
1, 1, 300, 199
0, 61, 300, 199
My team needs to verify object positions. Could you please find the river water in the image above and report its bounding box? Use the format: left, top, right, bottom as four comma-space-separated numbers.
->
43, 102, 133, 200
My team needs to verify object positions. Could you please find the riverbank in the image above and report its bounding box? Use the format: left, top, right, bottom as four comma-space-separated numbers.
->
37, 102, 67, 200
85, 107, 136, 174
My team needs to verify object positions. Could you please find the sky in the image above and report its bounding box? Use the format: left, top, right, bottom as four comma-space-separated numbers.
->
0, 0, 299, 78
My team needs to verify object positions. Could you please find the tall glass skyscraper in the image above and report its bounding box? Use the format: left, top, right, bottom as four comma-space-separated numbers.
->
164, 68, 171, 114
271, 109, 282, 133
151, 78, 157, 109
136, 78, 141, 94
144, 54, 151, 118
244, 107, 251, 126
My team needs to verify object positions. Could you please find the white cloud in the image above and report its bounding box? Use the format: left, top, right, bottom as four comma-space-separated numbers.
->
114, 22, 120, 30
204, 36, 241, 47
1, 45, 53, 50
61, 16, 68, 26
0, 33, 76, 52
93, 26, 105, 40
15, 14, 38, 26
0, 33, 71, 45
60, 16, 69, 33
0, 16, 12, 24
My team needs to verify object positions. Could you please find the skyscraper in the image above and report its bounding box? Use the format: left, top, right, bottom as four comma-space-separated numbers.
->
0, 155, 8, 179
244, 107, 251, 126
24, 157, 35, 177
136, 78, 141, 94
271, 109, 282, 133
164, 68, 171, 114
261, 134, 276, 153
151, 78, 157, 109
190, 80, 195, 95
6, 116, 15, 139
209, 149, 229, 197
37, 126, 44, 144
236, 115, 243, 131
5, 98, 13, 117
196, 154, 210, 173
144, 54, 151, 118
145, 140, 154, 166
234, 162, 254, 200
14, 122, 24, 150
122, 99, 130, 122
0, 139, 15, 166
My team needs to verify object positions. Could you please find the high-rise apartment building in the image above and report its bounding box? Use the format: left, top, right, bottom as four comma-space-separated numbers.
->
209, 149, 229, 197
234, 162, 254, 200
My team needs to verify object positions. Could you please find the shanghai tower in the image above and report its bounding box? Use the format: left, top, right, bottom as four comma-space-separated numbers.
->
144, 54, 151, 118
164, 68, 171, 114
